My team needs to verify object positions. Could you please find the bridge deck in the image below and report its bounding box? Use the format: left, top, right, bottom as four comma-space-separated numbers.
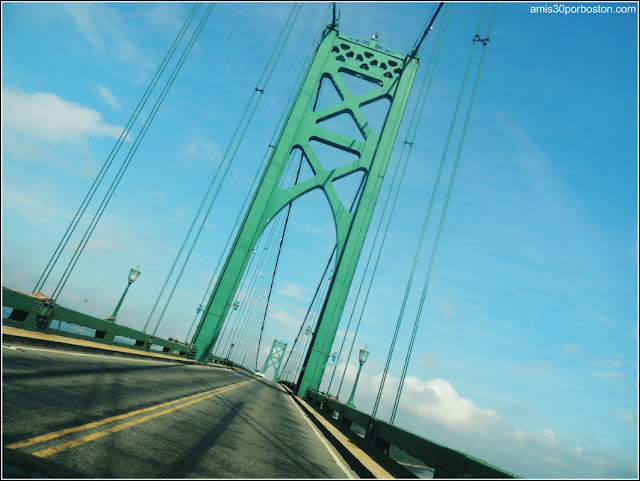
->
2, 330, 366, 478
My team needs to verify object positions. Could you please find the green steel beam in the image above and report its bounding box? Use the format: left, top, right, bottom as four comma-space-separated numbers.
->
262, 339, 287, 381
189, 24, 419, 398
2, 286, 190, 357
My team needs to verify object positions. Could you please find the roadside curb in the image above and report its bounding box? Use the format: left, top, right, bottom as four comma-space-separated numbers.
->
281, 384, 393, 479
1, 326, 211, 367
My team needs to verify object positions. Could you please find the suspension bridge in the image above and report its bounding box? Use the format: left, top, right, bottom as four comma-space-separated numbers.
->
2, 2, 516, 478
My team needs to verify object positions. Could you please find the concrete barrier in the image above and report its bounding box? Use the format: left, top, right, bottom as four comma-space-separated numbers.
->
305, 389, 519, 479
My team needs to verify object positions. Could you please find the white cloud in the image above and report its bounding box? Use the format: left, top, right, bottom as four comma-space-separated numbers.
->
436, 296, 455, 318
593, 370, 627, 383
402, 377, 505, 433
598, 315, 616, 327
2, 181, 72, 230
185, 136, 222, 163
146, 3, 188, 33
63, 3, 153, 72
269, 309, 302, 329
332, 371, 637, 478
96, 84, 121, 110
2, 86, 123, 146
612, 411, 637, 428
276, 282, 308, 301
562, 342, 580, 356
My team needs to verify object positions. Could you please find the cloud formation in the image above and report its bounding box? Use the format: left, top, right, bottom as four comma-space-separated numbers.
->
62, 3, 153, 72
276, 282, 308, 301
329, 370, 637, 478
3, 86, 123, 147
96, 84, 122, 110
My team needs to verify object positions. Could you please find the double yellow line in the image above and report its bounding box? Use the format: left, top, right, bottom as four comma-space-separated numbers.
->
7, 379, 250, 458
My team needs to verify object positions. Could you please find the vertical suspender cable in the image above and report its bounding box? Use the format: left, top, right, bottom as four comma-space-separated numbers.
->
370, 4, 453, 418
390, 4, 496, 424
51, 3, 216, 301
33, 3, 201, 294
329, 3, 449, 400
151, 3, 303, 336
184, 4, 332, 344
145, 3, 301, 332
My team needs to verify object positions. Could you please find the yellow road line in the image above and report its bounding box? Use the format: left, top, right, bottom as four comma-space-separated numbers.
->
7, 380, 250, 450
31, 380, 250, 458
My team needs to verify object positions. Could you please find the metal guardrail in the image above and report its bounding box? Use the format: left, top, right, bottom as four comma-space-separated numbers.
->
304, 389, 518, 479
2, 286, 192, 359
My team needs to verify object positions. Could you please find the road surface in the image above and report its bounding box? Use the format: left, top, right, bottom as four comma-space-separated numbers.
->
2, 344, 356, 478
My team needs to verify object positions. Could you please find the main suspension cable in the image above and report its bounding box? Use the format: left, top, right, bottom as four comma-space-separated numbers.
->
410, 2, 444, 57
328, 6, 451, 400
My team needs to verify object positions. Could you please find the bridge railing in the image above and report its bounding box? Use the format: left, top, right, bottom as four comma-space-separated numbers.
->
304, 389, 518, 479
2, 286, 191, 359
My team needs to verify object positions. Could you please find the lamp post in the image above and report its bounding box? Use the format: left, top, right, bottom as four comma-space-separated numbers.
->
225, 343, 235, 365
108, 266, 141, 322
346, 346, 369, 408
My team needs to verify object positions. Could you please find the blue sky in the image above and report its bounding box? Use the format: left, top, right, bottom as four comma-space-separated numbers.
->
1, 2, 638, 478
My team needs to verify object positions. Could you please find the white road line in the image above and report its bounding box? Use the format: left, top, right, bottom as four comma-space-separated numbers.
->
0, 345, 193, 366
287, 394, 355, 479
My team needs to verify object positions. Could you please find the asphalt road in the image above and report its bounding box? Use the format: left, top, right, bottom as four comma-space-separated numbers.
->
2, 345, 355, 478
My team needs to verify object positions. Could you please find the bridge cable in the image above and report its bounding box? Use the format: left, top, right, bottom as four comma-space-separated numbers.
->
410, 2, 444, 58
218, 28, 330, 362
51, 3, 216, 301
152, 3, 303, 336
219, 153, 300, 362
370, 4, 453, 419
229, 212, 290, 363
278, 176, 366, 382
33, 3, 202, 295
288, 266, 334, 382
192, 3, 330, 350
390, 4, 496, 425
213, 213, 287, 358
278, 245, 336, 378
253, 157, 304, 370
327, 6, 451, 400
185, 3, 305, 345
288, 177, 366, 386
147, 2, 301, 333
183, 4, 333, 345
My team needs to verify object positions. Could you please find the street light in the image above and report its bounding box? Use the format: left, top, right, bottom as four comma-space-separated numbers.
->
346, 345, 369, 408
108, 266, 141, 322
226, 343, 235, 365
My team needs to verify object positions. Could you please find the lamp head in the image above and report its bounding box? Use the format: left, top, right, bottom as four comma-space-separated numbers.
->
128, 266, 141, 284
358, 345, 370, 365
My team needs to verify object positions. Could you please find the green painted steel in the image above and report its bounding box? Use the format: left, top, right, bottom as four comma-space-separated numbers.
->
305, 389, 519, 478
2, 286, 191, 358
189, 23, 420, 397
262, 339, 288, 381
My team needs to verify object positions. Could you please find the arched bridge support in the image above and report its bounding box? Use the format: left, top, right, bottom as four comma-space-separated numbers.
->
189, 24, 419, 398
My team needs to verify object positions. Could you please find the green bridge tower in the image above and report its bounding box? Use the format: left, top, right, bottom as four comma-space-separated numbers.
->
190, 19, 420, 397
262, 340, 288, 381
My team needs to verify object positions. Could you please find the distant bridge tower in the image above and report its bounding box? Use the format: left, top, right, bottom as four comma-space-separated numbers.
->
262, 340, 287, 381
189, 20, 420, 396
